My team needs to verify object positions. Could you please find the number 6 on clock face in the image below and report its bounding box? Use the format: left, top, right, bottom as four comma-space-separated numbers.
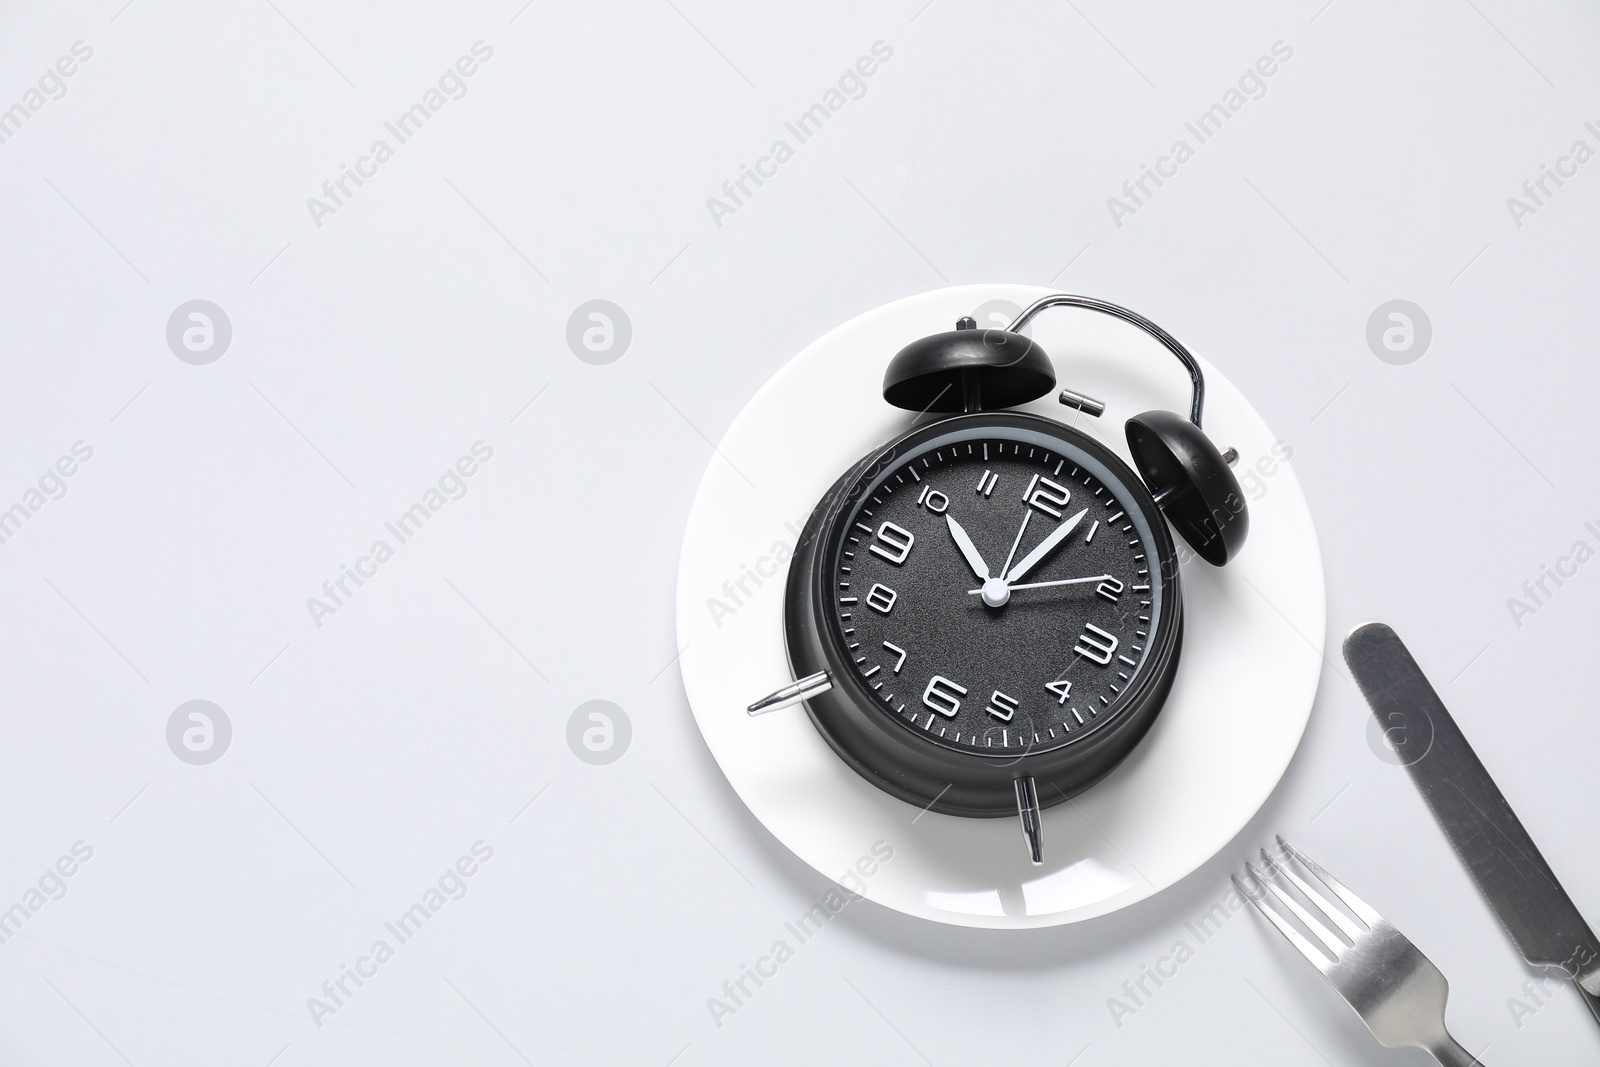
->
922, 676, 966, 717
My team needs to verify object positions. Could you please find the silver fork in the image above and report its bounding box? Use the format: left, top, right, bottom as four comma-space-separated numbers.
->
1235, 837, 1484, 1067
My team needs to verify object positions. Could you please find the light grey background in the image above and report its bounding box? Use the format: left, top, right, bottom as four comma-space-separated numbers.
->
1, 0, 1597, 1063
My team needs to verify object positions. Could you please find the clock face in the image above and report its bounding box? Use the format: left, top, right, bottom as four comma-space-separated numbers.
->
827, 421, 1176, 756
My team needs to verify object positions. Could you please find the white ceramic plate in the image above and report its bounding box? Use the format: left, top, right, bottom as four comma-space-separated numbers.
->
675, 285, 1324, 929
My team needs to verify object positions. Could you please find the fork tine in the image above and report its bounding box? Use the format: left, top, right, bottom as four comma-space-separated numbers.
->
1235, 870, 1337, 972
1262, 847, 1364, 942
1248, 861, 1347, 963
1278, 837, 1384, 928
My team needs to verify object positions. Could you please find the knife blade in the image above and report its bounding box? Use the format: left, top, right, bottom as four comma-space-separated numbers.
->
1344, 622, 1600, 1029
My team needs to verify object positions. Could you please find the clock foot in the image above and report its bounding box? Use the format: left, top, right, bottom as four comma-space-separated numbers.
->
1014, 776, 1044, 866
747, 671, 832, 716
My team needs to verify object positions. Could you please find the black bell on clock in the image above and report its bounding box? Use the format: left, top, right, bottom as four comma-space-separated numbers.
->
748, 295, 1248, 865
881, 315, 1056, 413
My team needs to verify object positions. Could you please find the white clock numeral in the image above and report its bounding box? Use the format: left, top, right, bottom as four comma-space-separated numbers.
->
986, 690, 1020, 722
1045, 678, 1073, 705
916, 485, 950, 514
882, 641, 907, 673
976, 469, 998, 496
922, 675, 967, 718
868, 521, 915, 565
1096, 576, 1125, 603
1073, 622, 1119, 666
866, 583, 897, 614
1022, 473, 1072, 518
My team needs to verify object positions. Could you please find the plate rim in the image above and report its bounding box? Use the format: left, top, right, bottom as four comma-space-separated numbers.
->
674, 283, 1326, 929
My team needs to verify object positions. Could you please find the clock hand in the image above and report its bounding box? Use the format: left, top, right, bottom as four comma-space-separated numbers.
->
999, 510, 1031, 580
966, 573, 1111, 595
1005, 507, 1090, 584
944, 514, 991, 581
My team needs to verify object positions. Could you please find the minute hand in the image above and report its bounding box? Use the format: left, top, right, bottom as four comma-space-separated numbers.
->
1005, 508, 1089, 584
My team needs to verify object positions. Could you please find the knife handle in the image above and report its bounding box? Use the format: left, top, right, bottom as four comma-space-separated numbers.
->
1578, 982, 1600, 1032
1428, 1036, 1484, 1067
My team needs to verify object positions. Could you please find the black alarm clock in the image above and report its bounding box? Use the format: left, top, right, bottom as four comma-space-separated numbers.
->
748, 294, 1249, 865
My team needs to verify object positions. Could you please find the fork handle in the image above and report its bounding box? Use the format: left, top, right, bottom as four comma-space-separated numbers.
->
1428, 1036, 1485, 1066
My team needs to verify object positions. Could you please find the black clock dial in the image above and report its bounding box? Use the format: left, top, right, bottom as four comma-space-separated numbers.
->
784, 411, 1183, 817
769, 303, 1245, 834
829, 421, 1174, 756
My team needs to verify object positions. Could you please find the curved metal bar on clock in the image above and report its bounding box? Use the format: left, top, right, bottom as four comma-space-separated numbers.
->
1005, 294, 1207, 428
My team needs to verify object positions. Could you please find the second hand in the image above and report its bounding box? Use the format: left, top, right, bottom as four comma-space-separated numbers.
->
967, 574, 1112, 595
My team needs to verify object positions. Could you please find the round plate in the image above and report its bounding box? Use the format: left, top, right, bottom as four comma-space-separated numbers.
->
675, 284, 1325, 929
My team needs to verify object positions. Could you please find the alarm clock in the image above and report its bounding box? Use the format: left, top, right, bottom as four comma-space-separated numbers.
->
747, 294, 1249, 865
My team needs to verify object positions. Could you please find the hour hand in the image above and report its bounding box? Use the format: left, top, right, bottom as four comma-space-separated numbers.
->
945, 514, 990, 581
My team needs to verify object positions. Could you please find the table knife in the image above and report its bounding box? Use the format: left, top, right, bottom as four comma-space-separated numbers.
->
1344, 622, 1600, 1030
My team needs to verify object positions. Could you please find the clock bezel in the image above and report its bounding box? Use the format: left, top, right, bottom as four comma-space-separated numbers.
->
784, 411, 1184, 818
